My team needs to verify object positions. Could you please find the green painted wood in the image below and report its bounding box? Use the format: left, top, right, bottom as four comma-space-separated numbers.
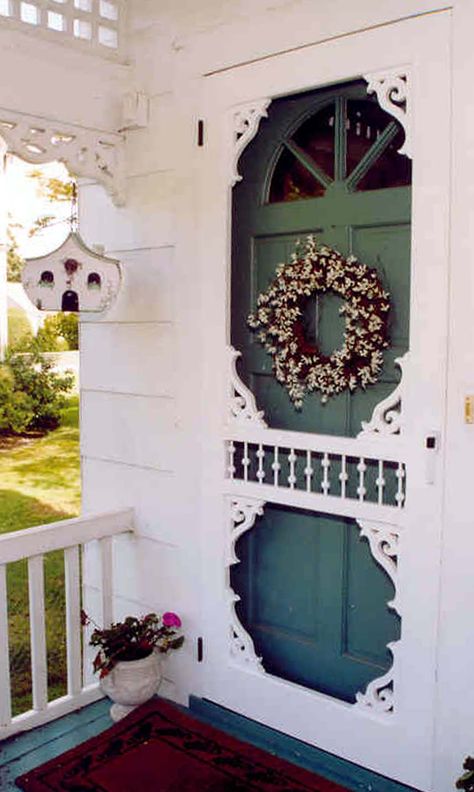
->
0, 699, 111, 791
231, 81, 409, 702
189, 696, 420, 792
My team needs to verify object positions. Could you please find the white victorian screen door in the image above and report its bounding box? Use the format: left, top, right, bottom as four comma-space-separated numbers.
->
197, 12, 450, 791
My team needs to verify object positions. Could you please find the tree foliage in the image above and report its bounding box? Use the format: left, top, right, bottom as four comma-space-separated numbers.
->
35, 313, 79, 351
7, 226, 24, 282
0, 349, 74, 435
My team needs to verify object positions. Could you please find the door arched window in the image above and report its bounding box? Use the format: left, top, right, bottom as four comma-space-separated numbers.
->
268, 95, 411, 204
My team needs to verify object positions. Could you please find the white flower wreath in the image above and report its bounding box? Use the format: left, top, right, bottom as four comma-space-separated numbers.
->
248, 236, 391, 408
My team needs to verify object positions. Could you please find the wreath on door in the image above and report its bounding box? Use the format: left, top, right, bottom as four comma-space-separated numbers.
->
248, 236, 391, 408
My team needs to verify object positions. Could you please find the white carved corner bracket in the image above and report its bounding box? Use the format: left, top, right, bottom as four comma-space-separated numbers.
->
358, 352, 409, 438
227, 346, 267, 427
231, 98, 272, 187
0, 108, 125, 206
354, 519, 401, 714
364, 68, 411, 159
227, 497, 266, 672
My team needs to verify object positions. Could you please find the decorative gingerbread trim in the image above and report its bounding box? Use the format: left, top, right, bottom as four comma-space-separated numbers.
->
358, 353, 408, 438
364, 69, 411, 159
227, 346, 267, 427
354, 519, 400, 714
0, 108, 124, 205
227, 498, 265, 671
355, 641, 399, 714
231, 99, 271, 187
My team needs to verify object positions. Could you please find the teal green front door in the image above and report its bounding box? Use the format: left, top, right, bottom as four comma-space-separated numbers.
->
230, 81, 411, 703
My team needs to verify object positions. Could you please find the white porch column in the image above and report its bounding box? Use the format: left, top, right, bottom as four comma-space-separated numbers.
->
0, 141, 8, 361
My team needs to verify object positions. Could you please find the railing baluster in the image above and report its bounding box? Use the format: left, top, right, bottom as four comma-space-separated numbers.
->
396, 463, 405, 508
242, 441, 250, 482
65, 546, 82, 697
256, 444, 265, 482
339, 455, 348, 499
321, 452, 330, 495
304, 450, 313, 493
376, 460, 385, 505
357, 457, 367, 502
272, 446, 280, 487
28, 555, 48, 711
0, 564, 11, 727
288, 448, 297, 489
228, 441, 236, 480
100, 536, 114, 628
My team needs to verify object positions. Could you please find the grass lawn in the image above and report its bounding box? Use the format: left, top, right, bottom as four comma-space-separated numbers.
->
0, 396, 80, 715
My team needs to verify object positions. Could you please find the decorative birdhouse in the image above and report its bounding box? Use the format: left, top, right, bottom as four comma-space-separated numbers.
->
22, 232, 121, 313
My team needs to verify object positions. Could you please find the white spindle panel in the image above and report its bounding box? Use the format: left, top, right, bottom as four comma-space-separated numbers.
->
28, 555, 48, 712
225, 425, 407, 514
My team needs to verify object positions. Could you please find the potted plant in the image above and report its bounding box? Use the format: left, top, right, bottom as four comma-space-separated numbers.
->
81, 610, 184, 721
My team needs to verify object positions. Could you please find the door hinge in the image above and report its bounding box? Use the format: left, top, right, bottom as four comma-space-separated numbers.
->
197, 119, 204, 147
197, 636, 204, 662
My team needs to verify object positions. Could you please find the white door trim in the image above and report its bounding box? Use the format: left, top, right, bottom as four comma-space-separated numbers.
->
196, 12, 451, 790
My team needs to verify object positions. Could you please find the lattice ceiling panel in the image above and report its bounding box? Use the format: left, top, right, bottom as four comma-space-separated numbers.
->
0, 0, 124, 56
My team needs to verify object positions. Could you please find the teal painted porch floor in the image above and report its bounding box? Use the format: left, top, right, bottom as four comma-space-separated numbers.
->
0, 696, 419, 792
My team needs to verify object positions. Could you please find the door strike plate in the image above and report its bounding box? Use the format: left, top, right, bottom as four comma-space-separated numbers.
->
465, 395, 474, 424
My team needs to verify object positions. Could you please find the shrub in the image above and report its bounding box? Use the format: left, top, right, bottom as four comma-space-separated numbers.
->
7, 308, 34, 349
0, 366, 32, 434
0, 350, 74, 434
34, 313, 79, 352
53, 313, 79, 350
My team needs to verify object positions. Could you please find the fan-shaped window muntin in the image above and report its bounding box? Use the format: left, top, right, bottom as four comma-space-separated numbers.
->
267, 95, 411, 204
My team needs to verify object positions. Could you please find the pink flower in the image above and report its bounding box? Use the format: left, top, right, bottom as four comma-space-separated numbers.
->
162, 612, 181, 628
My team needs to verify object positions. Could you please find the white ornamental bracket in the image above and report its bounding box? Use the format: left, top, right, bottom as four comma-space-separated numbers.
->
22, 231, 121, 314
0, 107, 125, 206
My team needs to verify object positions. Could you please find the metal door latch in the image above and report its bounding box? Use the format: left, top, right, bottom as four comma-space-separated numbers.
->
425, 432, 440, 484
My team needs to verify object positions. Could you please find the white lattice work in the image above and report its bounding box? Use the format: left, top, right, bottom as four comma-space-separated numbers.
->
0, 0, 124, 56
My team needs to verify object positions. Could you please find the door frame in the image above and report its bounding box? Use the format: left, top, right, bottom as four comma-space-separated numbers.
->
196, 12, 451, 789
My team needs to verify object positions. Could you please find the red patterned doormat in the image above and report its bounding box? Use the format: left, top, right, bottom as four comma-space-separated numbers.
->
16, 697, 350, 791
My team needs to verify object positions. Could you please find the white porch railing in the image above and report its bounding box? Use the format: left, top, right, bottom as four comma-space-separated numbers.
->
0, 507, 134, 740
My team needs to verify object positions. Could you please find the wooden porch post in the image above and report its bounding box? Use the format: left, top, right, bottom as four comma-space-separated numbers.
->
0, 140, 8, 361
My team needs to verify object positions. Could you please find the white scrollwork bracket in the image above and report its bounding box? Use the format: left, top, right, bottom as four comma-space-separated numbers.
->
228, 346, 267, 427
358, 353, 408, 438
355, 642, 399, 714
227, 498, 266, 671
0, 107, 125, 205
231, 98, 272, 186
364, 69, 411, 159
354, 519, 400, 714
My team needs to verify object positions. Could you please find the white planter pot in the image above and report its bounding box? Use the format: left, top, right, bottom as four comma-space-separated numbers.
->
100, 651, 162, 722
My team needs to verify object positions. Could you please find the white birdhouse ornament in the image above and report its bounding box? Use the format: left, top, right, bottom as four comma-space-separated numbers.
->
22, 232, 121, 313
